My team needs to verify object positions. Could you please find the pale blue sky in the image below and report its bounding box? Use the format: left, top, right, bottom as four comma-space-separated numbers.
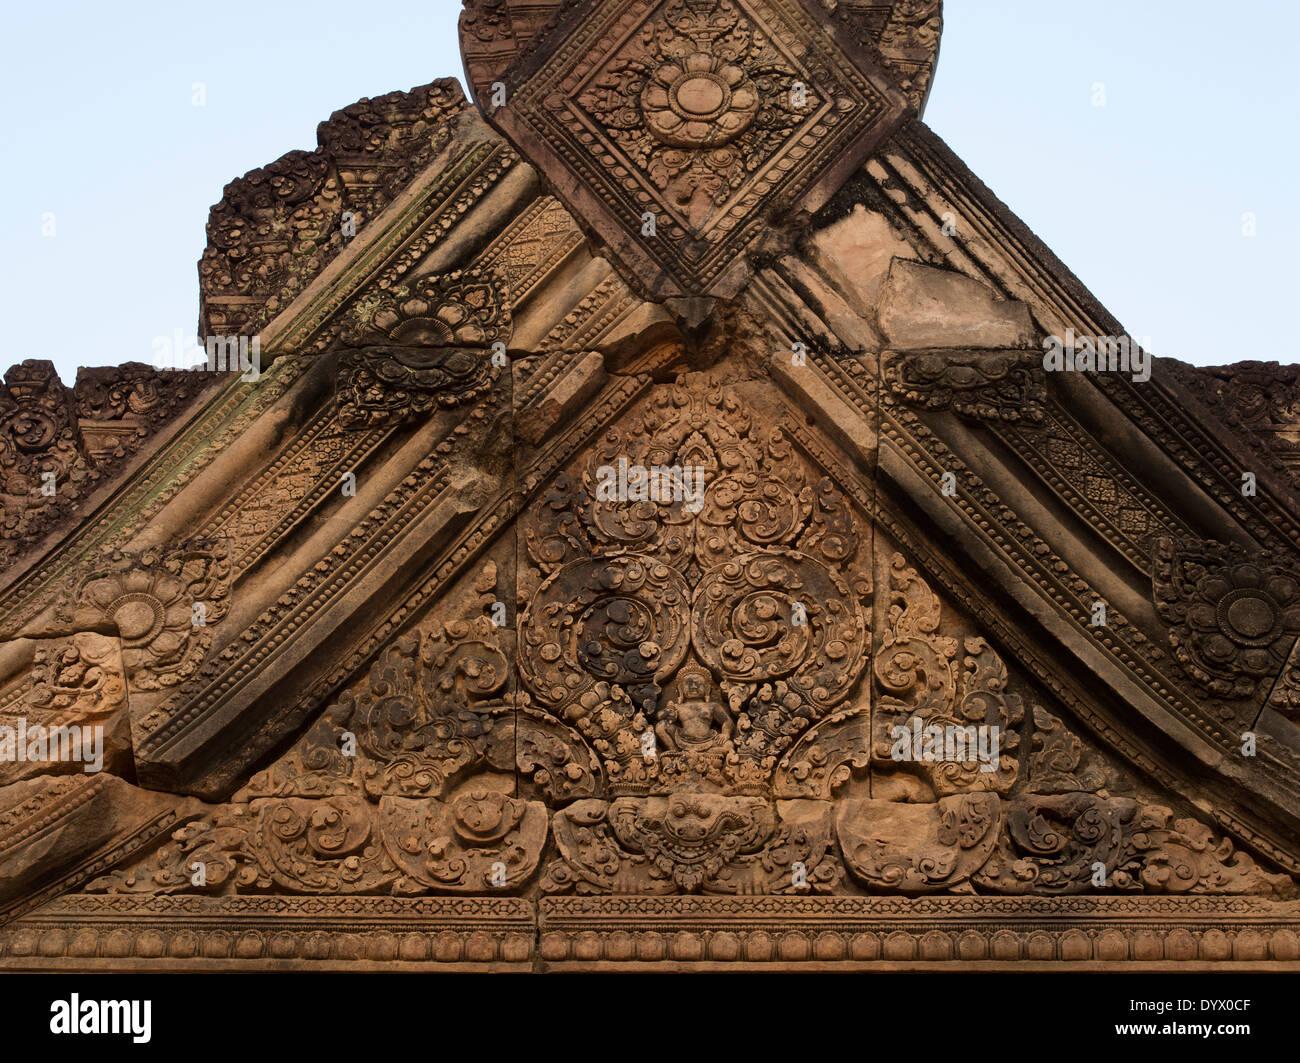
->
2, 1, 1294, 383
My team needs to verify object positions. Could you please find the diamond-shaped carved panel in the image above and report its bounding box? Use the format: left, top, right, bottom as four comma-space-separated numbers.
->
460, 0, 942, 114
462, 0, 916, 299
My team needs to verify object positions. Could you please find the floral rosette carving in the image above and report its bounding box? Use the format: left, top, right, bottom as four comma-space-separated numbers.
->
641, 52, 760, 149
343, 269, 510, 349
334, 270, 510, 425
575, 0, 819, 232
65, 540, 232, 691
1153, 537, 1300, 700
336, 347, 500, 427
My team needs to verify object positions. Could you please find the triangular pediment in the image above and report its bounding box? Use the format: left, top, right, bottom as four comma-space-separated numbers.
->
65, 360, 1290, 910
4, 0, 1300, 970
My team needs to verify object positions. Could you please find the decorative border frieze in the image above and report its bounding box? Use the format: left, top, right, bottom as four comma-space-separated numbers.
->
538, 895, 1300, 967
7, 894, 1298, 970
0, 895, 534, 970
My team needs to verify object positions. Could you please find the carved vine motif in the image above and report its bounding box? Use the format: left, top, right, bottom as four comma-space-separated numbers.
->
1153, 537, 1300, 700
88, 574, 575, 898
973, 796, 1290, 897
1027, 706, 1107, 794
24, 633, 127, 720
519, 374, 872, 795
77, 528, 1294, 901
62, 397, 1297, 905
87, 791, 548, 897
241, 584, 598, 806
768, 555, 1290, 898
869, 554, 1022, 794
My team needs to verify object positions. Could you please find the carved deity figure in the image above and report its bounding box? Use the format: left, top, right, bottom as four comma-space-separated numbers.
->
656, 665, 733, 752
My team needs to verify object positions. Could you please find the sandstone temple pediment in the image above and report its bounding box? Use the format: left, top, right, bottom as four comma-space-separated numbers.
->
3, 0, 1299, 971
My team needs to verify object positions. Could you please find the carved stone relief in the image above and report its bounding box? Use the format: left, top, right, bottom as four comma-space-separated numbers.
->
6, 0, 1300, 973
58, 540, 232, 693
1154, 537, 1300, 702
0, 361, 209, 573
882, 349, 1046, 426
518, 373, 872, 797
334, 269, 512, 427
199, 80, 470, 338
473, 0, 913, 298
72, 382, 1291, 913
